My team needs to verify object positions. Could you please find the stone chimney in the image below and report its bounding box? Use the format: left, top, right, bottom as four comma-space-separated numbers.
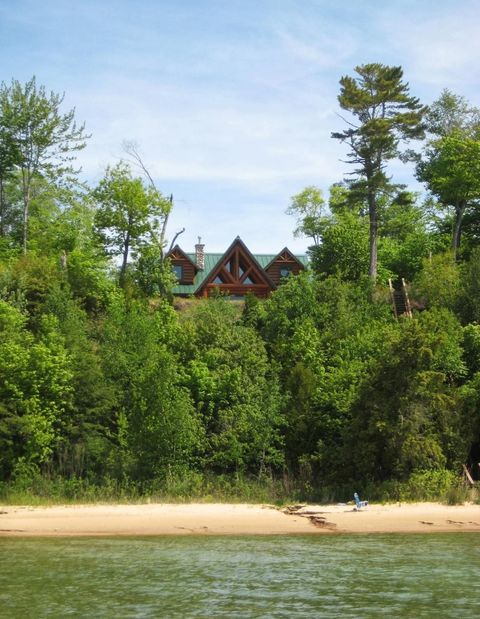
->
195, 237, 205, 270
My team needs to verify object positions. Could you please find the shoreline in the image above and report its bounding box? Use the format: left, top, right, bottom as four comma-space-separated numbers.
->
1, 502, 480, 537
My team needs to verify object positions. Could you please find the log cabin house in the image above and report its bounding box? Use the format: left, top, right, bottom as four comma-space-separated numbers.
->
168, 236, 308, 298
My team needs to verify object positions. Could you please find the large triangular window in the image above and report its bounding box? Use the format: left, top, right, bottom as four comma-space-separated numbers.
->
199, 238, 274, 297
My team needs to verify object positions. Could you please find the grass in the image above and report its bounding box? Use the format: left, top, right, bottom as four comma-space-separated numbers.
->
1, 469, 477, 506
0, 473, 297, 506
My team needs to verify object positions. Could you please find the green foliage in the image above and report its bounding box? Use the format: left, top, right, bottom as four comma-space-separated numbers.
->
379, 230, 432, 282
294, 186, 432, 283
134, 247, 176, 300
378, 192, 433, 280
462, 324, 480, 377
261, 273, 392, 478
412, 252, 461, 311
344, 309, 467, 483
308, 211, 369, 281
181, 297, 284, 475
65, 246, 115, 314
0, 253, 63, 318
100, 298, 202, 480
0, 187, 115, 314
260, 271, 322, 369
0, 302, 73, 477
456, 248, 480, 324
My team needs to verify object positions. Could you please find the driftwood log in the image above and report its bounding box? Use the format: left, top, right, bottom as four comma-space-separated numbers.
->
282, 505, 337, 530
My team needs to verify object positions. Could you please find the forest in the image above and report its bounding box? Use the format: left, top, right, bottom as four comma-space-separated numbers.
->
1, 65, 480, 504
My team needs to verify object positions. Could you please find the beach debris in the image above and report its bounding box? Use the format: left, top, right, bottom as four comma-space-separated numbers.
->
282, 504, 336, 530
462, 464, 475, 486
282, 504, 306, 514
419, 521, 434, 525
308, 516, 337, 530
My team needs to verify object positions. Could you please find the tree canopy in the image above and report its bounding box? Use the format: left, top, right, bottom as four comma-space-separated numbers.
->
0, 77, 88, 253
418, 91, 480, 256
93, 162, 171, 281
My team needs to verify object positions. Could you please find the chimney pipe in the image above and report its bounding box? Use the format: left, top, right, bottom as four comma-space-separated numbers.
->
195, 236, 205, 270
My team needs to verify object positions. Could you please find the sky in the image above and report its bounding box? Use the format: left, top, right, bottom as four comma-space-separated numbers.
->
2, 0, 480, 254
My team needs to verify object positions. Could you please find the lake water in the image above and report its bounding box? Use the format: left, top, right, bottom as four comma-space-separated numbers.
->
1, 534, 480, 618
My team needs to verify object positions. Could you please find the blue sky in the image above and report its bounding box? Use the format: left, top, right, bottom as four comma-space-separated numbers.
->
2, 0, 480, 253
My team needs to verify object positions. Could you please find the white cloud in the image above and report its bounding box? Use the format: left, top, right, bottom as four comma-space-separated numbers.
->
379, 1, 480, 97
74, 73, 344, 191
7, 0, 477, 253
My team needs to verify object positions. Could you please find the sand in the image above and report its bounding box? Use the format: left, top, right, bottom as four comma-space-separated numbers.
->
1, 502, 480, 537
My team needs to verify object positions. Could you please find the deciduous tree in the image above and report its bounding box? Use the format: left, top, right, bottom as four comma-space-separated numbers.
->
0, 77, 88, 252
418, 134, 480, 255
425, 89, 480, 139
93, 162, 171, 283
286, 186, 328, 246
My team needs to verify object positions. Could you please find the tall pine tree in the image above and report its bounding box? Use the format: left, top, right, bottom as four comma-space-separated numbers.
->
332, 64, 425, 279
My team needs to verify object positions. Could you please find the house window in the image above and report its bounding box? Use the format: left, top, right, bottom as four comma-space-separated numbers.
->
173, 264, 183, 281
280, 266, 292, 278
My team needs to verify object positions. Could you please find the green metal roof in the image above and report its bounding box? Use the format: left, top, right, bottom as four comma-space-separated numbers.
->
172, 253, 223, 295
172, 252, 309, 296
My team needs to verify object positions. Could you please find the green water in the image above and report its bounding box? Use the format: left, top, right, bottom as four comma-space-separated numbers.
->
1, 534, 479, 618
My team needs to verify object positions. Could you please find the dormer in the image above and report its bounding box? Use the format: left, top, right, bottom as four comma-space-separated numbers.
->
167, 245, 199, 285
265, 248, 306, 285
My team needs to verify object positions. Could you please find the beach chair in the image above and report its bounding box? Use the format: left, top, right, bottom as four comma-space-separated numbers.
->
354, 492, 368, 510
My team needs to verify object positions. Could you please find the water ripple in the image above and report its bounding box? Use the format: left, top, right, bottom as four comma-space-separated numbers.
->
1, 534, 479, 618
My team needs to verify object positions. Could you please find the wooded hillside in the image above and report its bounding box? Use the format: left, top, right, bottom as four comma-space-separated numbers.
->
1, 70, 480, 502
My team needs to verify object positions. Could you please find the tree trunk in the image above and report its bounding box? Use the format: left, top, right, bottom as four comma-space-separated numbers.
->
159, 194, 173, 258
452, 200, 466, 259
367, 187, 378, 280
0, 176, 4, 236
121, 231, 130, 284
21, 169, 30, 254
22, 193, 29, 254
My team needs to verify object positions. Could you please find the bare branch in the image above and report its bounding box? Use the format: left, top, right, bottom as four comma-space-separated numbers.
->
335, 112, 360, 129
160, 194, 173, 248
122, 141, 175, 251
167, 227, 185, 254
122, 140, 157, 191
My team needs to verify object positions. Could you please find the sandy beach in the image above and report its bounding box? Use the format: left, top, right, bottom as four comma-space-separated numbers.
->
1, 502, 480, 537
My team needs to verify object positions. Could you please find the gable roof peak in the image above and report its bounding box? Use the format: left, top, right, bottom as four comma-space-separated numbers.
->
166, 244, 199, 271
195, 236, 276, 295
265, 246, 307, 270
